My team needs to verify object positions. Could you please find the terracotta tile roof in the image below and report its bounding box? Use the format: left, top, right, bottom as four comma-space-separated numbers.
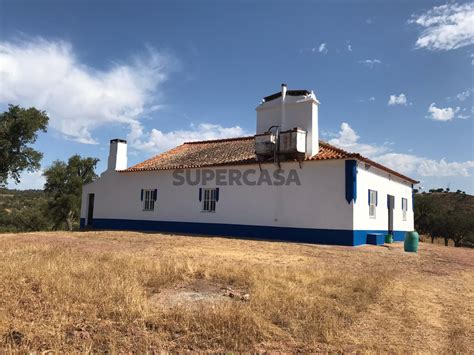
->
122, 136, 418, 183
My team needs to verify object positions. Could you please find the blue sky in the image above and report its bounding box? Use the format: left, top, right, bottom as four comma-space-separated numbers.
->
1, 0, 473, 193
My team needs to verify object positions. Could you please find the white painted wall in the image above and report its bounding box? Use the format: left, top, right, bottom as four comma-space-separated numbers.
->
353, 162, 414, 232
81, 160, 353, 230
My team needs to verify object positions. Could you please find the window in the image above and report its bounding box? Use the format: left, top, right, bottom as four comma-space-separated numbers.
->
143, 189, 155, 211
402, 198, 408, 221
202, 188, 217, 212
369, 189, 377, 218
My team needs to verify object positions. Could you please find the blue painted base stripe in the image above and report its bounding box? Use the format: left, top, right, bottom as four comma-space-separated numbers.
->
81, 218, 408, 246
392, 231, 406, 241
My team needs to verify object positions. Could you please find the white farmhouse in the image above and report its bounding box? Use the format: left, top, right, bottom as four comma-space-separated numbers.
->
81, 84, 417, 246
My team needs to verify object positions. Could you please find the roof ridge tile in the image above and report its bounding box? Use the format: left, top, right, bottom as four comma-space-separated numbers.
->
184, 136, 254, 145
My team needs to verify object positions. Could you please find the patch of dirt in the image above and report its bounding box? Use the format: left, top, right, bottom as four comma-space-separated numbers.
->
149, 279, 248, 309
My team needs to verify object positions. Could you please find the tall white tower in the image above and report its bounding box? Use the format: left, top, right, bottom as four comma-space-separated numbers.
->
256, 84, 320, 156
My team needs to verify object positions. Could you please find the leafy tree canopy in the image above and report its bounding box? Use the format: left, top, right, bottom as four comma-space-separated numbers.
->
415, 191, 474, 247
44, 155, 99, 231
0, 105, 49, 186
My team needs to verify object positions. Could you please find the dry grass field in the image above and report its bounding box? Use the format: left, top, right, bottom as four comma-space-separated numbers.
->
0, 231, 473, 353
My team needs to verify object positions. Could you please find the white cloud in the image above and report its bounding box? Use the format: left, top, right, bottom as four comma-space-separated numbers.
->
427, 103, 460, 121
328, 122, 474, 178
456, 89, 471, 101
347, 44, 353, 52
7, 170, 46, 190
358, 59, 381, 68
328, 123, 388, 157
409, 2, 474, 50
0, 38, 250, 155
0, 38, 172, 144
357, 96, 376, 103
458, 108, 471, 119
129, 122, 250, 153
375, 154, 474, 177
356, 97, 376, 103
329, 122, 359, 146
318, 43, 328, 54
388, 93, 408, 106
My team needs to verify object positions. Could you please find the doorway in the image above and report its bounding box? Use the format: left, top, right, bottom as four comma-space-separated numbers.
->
87, 193, 95, 226
387, 194, 394, 234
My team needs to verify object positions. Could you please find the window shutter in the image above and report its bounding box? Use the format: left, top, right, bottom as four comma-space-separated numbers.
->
140, 189, 144, 201
345, 160, 357, 204
215, 188, 220, 202
376, 191, 378, 206
387, 195, 390, 209
199, 188, 202, 202
368, 189, 370, 205
154, 189, 158, 201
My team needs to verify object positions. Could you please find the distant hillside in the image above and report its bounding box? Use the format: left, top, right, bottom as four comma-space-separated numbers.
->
0, 188, 50, 232
417, 190, 474, 212
0, 188, 45, 201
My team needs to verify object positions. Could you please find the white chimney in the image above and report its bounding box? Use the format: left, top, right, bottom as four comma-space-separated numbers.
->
107, 139, 127, 171
281, 83, 287, 98
256, 84, 320, 156
281, 83, 287, 129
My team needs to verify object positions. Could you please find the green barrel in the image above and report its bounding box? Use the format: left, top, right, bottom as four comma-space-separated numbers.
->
385, 234, 393, 244
404, 231, 419, 252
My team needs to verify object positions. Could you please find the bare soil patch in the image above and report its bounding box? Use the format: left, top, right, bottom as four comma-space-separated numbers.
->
149, 279, 249, 309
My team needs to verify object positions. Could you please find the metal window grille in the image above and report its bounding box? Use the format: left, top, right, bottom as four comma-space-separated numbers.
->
202, 188, 217, 212
402, 198, 407, 221
143, 189, 155, 211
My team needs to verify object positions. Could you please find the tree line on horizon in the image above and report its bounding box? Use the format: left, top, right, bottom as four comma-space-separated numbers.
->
0, 104, 473, 247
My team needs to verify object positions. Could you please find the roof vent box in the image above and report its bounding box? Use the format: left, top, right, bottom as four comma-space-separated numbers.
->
255, 132, 276, 156
279, 128, 306, 154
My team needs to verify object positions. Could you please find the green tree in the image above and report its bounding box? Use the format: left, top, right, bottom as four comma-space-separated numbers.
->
0, 105, 49, 186
414, 191, 474, 247
414, 193, 437, 243
443, 211, 474, 247
44, 155, 99, 231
